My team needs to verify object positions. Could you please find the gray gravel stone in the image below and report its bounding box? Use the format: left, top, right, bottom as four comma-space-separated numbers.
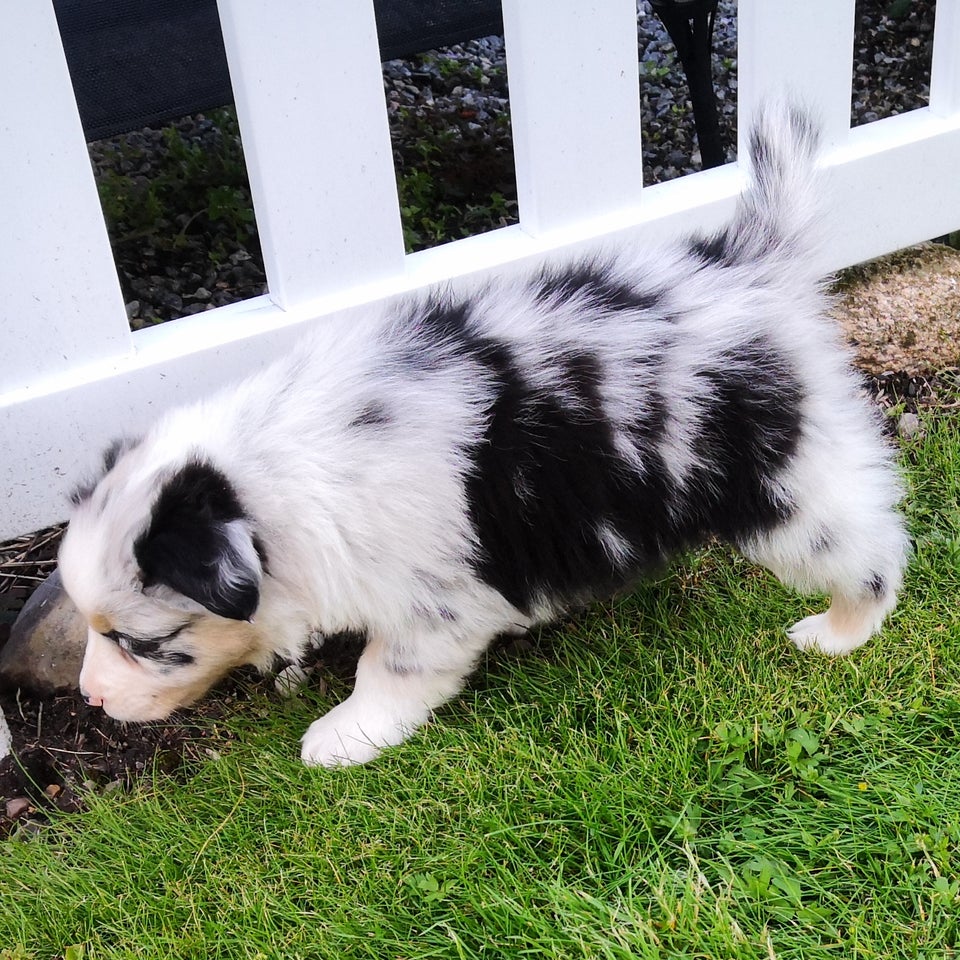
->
4, 797, 30, 820
898, 411, 923, 438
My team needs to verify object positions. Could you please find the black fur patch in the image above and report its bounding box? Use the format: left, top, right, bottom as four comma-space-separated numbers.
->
134, 461, 262, 621
811, 531, 834, 554
532, 259, 664, 313
689, 231, 736, 267
399, 295, 805, 615
690, 338, 803, 542
350, 402, 392, 429
69, 482, 97, 507
867, 573, 887, 599
102, 437, 139, 472
463, 340, 681, 611
252, 533, 270, 576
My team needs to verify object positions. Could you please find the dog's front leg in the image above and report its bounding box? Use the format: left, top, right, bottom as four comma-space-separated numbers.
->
300, 627, 483, 767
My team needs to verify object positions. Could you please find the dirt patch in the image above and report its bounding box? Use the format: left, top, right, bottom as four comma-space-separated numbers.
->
833, 244, 960, 375
0, 517, 365, 837
0, 683, 250, 838
0, 620, 362, 838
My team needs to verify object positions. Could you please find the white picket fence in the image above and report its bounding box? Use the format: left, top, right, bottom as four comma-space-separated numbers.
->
1, 0, 959, 543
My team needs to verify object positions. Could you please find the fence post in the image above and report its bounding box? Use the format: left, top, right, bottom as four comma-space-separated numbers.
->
217, 0, 405, 309
930, 0, 960, 118
737, 0, 856, 151
0, 0, 129, 395
502, 0, 644, 236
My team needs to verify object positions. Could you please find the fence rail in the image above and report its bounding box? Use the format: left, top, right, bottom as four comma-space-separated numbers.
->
2, 0, 960, 541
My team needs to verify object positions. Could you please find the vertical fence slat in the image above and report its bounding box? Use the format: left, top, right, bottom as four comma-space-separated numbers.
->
217, 0, 405, 309
0, 0, 130, 395
502, 0, 643, 236
738, 0, 856, 151
930, 0, 960, 117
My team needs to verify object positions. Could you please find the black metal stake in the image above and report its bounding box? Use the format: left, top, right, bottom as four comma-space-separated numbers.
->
649, 0, 726, 168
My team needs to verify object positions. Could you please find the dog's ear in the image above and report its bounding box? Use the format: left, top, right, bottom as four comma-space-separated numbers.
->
134, 461, 264, 621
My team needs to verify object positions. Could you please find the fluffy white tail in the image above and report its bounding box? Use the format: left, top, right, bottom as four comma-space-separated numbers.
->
693, 103, 823, 278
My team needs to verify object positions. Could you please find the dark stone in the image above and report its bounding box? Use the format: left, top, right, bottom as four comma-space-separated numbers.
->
0, 570, 86, 695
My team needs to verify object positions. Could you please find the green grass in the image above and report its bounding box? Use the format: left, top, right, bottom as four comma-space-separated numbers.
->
2, 414, 959, 959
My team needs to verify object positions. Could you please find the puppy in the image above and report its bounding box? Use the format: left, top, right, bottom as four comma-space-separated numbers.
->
58, 106, 909, 766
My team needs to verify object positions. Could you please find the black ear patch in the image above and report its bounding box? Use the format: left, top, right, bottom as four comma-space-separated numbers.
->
134, 461, 264, 621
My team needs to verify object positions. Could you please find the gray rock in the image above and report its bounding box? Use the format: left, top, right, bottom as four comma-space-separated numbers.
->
898, 411, 923, 439
0, 569, 86, 694
275, 663, 313, 698
5, 797, 31, 820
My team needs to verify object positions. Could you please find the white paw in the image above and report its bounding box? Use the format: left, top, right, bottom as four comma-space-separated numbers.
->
300, 698, 416, 767
787, 612, 867, 656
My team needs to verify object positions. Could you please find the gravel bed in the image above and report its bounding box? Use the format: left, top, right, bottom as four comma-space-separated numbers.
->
85, 0, 936, 326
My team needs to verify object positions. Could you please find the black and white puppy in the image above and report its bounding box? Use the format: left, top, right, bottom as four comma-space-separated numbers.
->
58, 106, 909, 766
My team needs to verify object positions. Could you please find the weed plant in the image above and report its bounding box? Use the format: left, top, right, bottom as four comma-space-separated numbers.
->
95, 109, 257, 265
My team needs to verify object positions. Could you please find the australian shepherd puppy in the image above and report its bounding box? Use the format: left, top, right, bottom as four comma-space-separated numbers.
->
58, 106, 909, 766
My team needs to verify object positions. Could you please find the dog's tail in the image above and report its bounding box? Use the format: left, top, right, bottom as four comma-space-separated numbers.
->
694, 102, 823, 279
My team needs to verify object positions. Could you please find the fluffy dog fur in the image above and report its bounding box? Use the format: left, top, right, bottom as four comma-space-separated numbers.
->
58, 106, 909, 766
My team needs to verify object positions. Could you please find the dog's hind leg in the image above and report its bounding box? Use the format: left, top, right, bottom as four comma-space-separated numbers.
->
785, 586, 897, 656
300, 623, 491, 767
738, 428, 909, 656
743, 512, 907, 656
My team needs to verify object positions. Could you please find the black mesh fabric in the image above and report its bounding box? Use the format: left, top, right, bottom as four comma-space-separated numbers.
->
52, 0, 504, 142
374, 0, 503, 60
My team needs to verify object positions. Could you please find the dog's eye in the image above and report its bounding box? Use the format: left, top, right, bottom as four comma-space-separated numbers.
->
101, 624, 193, 668
105, 630, 138, 661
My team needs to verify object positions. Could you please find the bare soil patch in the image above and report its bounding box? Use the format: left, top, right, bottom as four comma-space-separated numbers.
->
833, 245, 960, 375
0, 515, 365, 838
0, 685, 247, 839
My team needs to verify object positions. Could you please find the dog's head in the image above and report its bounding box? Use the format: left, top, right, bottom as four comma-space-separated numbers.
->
59, 441, 268, 721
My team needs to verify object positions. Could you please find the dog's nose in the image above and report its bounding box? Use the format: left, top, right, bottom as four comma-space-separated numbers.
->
80, 688, 104, 708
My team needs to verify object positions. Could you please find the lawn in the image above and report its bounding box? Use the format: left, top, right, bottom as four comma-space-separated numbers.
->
1, 412, 958, 960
